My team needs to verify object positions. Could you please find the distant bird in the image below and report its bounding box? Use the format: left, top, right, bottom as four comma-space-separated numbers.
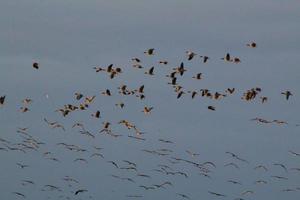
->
221, 53, 231, 62
208, 191, 226, 197
139, 185, 155, 190
254, 165, 268, 171
91, 110, 101, 118
0, 95, 6, 106
177, 193, 190, 199
186, 50, 197, 60
12, 192, 26, 198
132, 58, 141, 63
271, 175, 288, 180
273, 163, 288, 172
145, 66, 154, 75
159, 60, 168, 65
17, 163, 29, 169
226, 88, 235, 94
143, 106, 153, 114
186, 150, 200, 157
32, 62, 39, 69
75, 92, 83, 100
200, 55, 209, 63
233, 57, 241, 64
281, 90, 292, 100
255, 180, 267, 184
108, 161, 119, 168
289, 150, 300, 157
208, 106, 215, 111
260, 96, 268, 103
228, 180, 242, 185
192, 73, 202, 80
22, 98, 33, 105
241, 190, 254, 196
224, 162, 240, 169
75, 189, 88, 195
144, 48, 155, 55
177, 91, 185, 99
115, 102, 125, 108
102, 89, 112, 96
246, 42, 257, 48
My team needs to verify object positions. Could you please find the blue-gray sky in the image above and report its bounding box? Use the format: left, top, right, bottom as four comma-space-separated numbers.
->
1, 0, 300, 199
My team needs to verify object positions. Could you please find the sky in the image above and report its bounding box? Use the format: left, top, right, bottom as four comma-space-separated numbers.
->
1, 0, 300, 199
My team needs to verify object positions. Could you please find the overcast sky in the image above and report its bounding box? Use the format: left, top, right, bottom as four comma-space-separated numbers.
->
1, 1, 300, 199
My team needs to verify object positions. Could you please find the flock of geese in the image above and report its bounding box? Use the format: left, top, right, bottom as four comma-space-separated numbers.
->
0, 41, 299, 200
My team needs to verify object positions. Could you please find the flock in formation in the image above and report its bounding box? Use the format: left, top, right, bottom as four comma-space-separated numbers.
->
0, 41, 299, 199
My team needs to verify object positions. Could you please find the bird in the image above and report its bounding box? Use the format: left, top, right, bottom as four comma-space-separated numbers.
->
200, 55, 209, 63
273, 163, 288, 172
12, 192, 26, 198
241, 190, 254, 196
159, 60, 168, 65
75, 92, 83, 100
144, 48, 154, 55
246, 42, 257, 48
143, 106, 153, 114
108, 161, 119, 168
208, 191, 226, 197
75, 189, 88, 195
177, 193, 190, 199
221, 53, 231, 62
186, 50, 197, 60
289, 150, 300, 157
281, 90, 292, 100
192, 73, 202, 80
254, 165, 268, 171
228, 180, 242, 185
32, 62, 39, 69
102, 89, 112, 96
115, 102, 125, 108
0, 95, 6, 106
177, 91, 185, 99
260, 96, 268, 103
226, 88, 235, 94
208, 106, 215, 111
145, 66, 154, 75
91, 110, 101, 118
233, 57, 241, 63
132, 58, 141, 63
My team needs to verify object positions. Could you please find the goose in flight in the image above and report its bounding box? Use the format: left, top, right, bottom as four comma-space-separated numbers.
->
75, 189, 88, 195
91, 110, 101, 118
200, 55, 209, 63
192, 73, 202, 80
145, 66, 154, 75
13, 192, 26, 198
144, 48, 155, 55
186, 50, 197, 60
177, 193, 190, 199
289, 150, 300, 157
0, 95, 6, 106
208, 191, 226, 197
75, 92, 83, 100
143, 106, 153, 114
221, 53, 231, 62
273, 163, 288, 172
246, 42, 257, 48
208, 106, 215, 111
32, 62, 39, 69
281, 90, 292, 100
